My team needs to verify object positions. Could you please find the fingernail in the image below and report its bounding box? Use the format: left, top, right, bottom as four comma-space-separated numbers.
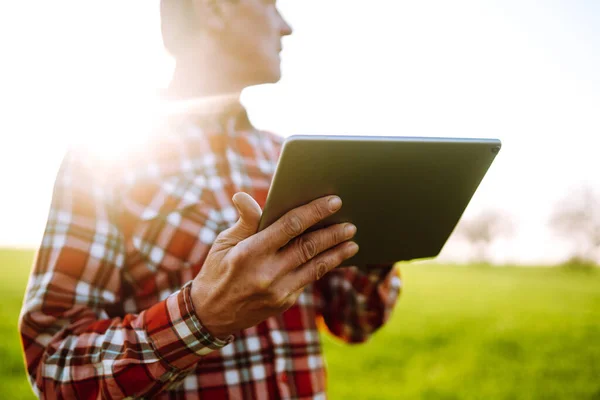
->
346, 242, 359, 256
344, 224, 357, 237
328, 196, 342, 211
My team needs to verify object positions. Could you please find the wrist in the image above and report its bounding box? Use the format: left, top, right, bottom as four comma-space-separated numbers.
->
190, 279, 233, 341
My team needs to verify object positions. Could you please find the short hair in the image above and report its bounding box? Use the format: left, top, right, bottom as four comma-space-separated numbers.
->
160, 0, 194, 56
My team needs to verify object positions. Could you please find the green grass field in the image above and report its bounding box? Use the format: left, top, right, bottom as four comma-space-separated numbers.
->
1, 249, 599, 399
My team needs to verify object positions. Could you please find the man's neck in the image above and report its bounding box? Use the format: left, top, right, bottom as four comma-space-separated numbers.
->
161, 62, 248, 122
166, 60, 244, 101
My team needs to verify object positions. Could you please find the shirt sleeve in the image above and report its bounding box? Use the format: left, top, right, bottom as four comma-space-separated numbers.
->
19, 152, 231, 399
313, 264, 402, 343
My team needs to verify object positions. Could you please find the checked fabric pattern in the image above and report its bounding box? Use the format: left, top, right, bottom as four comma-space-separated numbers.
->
19, 106, 402, 399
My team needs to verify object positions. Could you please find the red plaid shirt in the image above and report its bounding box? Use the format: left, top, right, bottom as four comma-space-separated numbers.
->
19, 104, 401, 399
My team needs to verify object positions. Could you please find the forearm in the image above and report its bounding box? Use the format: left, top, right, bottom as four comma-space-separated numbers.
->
20, 283, 230, 399
316, 264, 401, 343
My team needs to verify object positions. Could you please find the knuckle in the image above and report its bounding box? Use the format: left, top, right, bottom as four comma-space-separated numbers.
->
331, 226, 343, 243
314, 260, 330, 281
298, 236, 317, 263
283, 214, 303, 238
268, 288, 289, 308
253, 274, 272, 293
310, 202, 326, 220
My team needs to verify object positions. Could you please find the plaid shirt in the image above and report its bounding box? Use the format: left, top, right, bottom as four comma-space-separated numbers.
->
19, 104, 401, 399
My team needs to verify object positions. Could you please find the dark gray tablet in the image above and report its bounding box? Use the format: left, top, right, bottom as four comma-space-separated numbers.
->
258, 135, 501, 267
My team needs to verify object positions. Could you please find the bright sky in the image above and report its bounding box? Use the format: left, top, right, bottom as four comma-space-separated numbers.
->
1, 1, 598, 264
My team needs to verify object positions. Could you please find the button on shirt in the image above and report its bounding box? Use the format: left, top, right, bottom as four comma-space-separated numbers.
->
19, 104, 402, 399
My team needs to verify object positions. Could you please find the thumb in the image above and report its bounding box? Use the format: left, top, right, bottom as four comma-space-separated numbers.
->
229, 192, 262, 240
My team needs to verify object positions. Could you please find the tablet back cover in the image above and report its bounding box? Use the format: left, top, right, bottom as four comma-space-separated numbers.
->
259, 135, 501, 267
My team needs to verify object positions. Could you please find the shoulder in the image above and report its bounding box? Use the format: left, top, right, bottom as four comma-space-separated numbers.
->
55, 117, 205, 205
64, 115, 216, 184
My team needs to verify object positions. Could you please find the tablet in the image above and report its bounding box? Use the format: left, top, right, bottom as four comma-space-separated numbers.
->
258, 135, 501, 267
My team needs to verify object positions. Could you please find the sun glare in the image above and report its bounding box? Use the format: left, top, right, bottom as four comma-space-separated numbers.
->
65, 96, 163, 162
63, 65, 174, 163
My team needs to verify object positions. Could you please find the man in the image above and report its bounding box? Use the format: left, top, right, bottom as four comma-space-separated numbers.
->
19, 0, 401, 398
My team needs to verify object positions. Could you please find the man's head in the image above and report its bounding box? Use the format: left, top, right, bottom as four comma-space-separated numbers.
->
161, 0, 292, 94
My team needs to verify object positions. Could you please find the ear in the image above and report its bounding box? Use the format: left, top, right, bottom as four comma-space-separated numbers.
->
190, 0, 228, 32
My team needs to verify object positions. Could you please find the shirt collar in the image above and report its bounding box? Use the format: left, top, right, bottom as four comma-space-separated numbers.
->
157, 93, 253, 132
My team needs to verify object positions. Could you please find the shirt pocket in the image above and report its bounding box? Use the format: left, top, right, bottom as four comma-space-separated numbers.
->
121, 174, 221, 274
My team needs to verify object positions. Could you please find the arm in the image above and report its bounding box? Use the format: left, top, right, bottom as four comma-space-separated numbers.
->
314, 264, 402, 343
19, 153, 230, 399
20, 153, 360, 398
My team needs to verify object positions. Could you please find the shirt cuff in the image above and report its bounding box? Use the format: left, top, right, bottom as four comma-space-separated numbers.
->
144, 281, 233, 371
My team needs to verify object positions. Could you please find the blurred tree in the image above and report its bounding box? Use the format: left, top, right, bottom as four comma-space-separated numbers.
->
550, 186, 600, 267
455, 210, 514, 263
